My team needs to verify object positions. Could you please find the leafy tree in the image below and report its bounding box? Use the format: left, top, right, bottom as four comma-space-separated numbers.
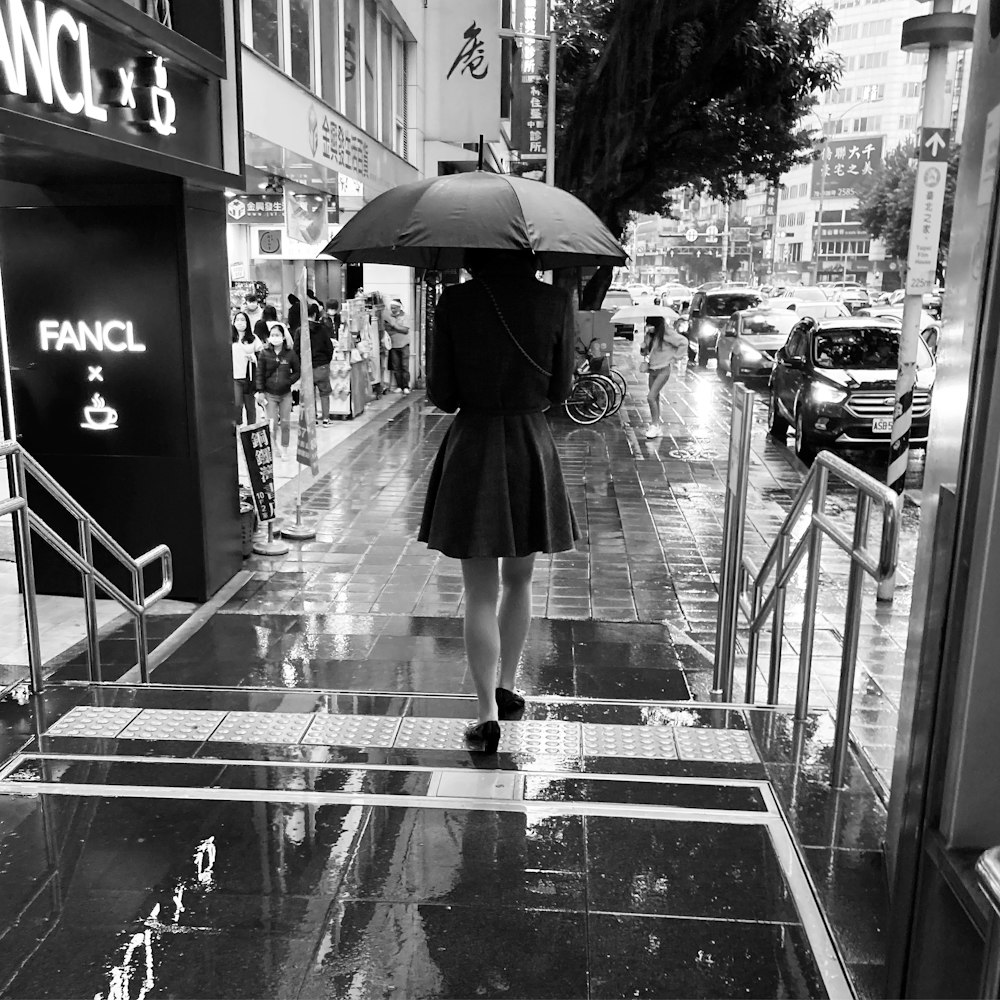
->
551, 0, 840, 306
857, 141, 960, 284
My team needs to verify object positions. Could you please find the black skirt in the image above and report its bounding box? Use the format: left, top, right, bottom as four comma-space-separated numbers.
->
419, 410, 580, 559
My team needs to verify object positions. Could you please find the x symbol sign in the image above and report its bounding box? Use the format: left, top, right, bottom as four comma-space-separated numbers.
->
87, 366, 104, 382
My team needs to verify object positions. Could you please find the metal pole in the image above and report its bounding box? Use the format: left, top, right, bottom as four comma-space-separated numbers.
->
830, 492, 872, 787
12, 451, 43, 693
794, 467, 828, 721
769, 186, 779, 280
546, 31, 556, 186
767, 532, 790, 705
78, 519, 102, 683
744, 578, 760, 703
721, 202, 730, 277
889, 6, 952, 493
812, 138, 827, 286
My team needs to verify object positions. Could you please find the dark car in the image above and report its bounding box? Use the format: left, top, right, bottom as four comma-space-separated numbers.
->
681, 290, 763, 366
767, 317, 935, 463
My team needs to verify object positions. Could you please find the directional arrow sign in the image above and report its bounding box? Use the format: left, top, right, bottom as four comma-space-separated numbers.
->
919, 126, 951, 162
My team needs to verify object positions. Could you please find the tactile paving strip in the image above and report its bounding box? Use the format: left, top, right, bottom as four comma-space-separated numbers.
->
117, 709, 227, 742
674, 727, 758, 763
45, 706, 140, 739
500, 720, 581, 756
396, 717, 473, 750
213, 712, 314, 745
583, 723, 678, 759
303, 715, 401, 748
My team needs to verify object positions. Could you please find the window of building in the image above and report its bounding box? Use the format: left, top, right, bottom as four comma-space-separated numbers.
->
288, 0, 313, 88
852, 115, 881, 132
834, 23, 859, 42
901, 81, 922, 98
251, 0, 281, 66
898, 114, 918, 131
788, 243, 802, 262
319, 0, 341, 108
796, 211, 806, 225
364, 0, 378, 132
857, 51, 888, 70
395, 33, 407, 157
906, 51, 927, 65
380, 15, 393, 145
861, 19, 892, 37
778, 213, 787, 227
344, 0, 362, 124
865, 83, 885, 100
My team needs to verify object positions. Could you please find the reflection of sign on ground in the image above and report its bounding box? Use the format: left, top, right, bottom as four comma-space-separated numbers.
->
812, 136, 884, 199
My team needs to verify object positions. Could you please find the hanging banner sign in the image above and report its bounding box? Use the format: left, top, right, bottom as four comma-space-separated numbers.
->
906, 127, 951, 294
226, 195, 283, 225
510, 0, 547, 157
295, 268, 320, 476
811, 136, 884, 200
424, 0, 501, 143
239, 422, 277, 522
284, 190, 328, 246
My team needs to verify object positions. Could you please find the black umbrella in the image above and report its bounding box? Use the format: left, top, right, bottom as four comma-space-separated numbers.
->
321, 170, 626, 269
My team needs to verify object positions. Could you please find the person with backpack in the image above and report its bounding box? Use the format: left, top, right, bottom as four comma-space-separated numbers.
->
254, 323, 300, 458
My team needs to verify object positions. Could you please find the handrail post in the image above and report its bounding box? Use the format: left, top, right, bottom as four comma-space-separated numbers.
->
11, 449, 44, 693
77, 519, 102, 683
131, 565, 150, 684
767, 532, 790, 705
744, 575, 761, 703
830, 491, 872, 787
713, 385, 754, 702
976, 847, 1000, 998
795, 464, 829, 721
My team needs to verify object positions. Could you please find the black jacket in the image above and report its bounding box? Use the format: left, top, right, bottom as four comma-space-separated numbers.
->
255, 346, 300, 395
293, 321, 335, 369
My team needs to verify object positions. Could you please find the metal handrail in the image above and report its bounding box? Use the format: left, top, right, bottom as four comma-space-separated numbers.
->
976, 847, 1000, 997
0, 439, 173, 693
737, 450, 902, 787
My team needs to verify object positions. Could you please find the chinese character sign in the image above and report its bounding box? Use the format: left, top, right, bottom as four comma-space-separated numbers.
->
811, 136, 884, 200
511, 0, 549, 157
425, 0, 501, 143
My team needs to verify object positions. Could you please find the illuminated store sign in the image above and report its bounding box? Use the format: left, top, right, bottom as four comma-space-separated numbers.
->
39, 319, 146, 352
0, 0, 177, 135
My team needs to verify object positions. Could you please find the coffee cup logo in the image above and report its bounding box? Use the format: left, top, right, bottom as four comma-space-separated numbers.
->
81, 393, 119, 431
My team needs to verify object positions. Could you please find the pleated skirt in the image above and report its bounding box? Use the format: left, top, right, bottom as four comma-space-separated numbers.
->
418, 410, 580, 559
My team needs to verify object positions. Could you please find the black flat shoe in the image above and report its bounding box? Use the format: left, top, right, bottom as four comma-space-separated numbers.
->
464, 720, 501, 754
495, 687, 525, 719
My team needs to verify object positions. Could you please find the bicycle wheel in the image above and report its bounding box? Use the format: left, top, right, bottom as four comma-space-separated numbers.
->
609, 367, 627, 400
564, 377, 611, 424
588, 373, 624, 416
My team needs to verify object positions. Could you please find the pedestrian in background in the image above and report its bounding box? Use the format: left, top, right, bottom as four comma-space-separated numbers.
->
255, 323, 300, 459
418, 249, 579, 755
243, 293, 264, 333
640, 315, 686, 439
231, 311, 259, 426
301, 302, 335, 425
254, 304, 277, 345
384, 299, 411, 394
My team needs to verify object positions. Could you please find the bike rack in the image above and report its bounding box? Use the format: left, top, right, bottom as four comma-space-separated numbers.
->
713, 385, 902, 787
0, 439, 173, 695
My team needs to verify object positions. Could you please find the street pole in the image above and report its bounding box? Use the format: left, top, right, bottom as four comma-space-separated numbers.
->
721, 202, 730, 278
811, 139, 827, 286
888, 0, 970, 493
769, 185, 779, 280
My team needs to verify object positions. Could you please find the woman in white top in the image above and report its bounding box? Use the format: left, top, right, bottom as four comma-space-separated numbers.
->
640, 316, 687, 439
232, 311, 260, 425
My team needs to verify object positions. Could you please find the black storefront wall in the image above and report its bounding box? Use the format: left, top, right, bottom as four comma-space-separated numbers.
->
0, 0, 244, 602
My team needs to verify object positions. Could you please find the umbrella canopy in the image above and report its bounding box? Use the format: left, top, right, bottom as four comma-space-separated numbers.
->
321, 170, 626, 269
609, 304, 680, 325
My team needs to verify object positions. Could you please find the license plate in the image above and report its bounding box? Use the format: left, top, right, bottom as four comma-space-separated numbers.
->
872, 418, 892, 433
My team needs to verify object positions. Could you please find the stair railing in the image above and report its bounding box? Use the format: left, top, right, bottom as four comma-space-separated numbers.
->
0, 439, 172, 694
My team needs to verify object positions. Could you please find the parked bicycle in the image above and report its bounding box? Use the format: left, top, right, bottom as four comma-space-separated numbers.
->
564, 340, 627, 424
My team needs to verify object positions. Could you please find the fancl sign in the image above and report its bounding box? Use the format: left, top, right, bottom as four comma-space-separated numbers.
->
0, 0, 176, 134
39, 319, 146, 352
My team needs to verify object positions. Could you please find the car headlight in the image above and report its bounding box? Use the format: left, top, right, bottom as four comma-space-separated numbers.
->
810, 382, 848, 404
699, 321, 717, 340
740, 345, 763, 362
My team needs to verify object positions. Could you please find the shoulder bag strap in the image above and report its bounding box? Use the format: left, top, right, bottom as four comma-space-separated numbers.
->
480, 280, 553, 379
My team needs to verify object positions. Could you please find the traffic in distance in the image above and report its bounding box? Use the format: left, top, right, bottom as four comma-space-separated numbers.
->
607, 279, 943, 464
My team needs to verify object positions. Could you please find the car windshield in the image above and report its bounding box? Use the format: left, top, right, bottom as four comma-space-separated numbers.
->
813, 327, 933, 370
792, 287, 828, 302
705, 295, 761, 316
740, 313, 798, 337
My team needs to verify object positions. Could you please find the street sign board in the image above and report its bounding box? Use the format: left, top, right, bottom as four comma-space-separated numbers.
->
685, 228, 698, 242
811, 136, 884, 199
906, 128, 951, 294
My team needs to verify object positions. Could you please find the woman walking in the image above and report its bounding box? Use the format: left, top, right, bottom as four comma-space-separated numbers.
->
418, 250, 579, 755
232, 311, 259, 425
640, 315, 687, 439
254, 324, 300, 459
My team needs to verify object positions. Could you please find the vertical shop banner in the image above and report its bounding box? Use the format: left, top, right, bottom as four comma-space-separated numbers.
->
511, 0, 548, 157
239, 423, 277, 522
425, 0, 501, 142
284, 190, 329, 246
295, 268, 320, 475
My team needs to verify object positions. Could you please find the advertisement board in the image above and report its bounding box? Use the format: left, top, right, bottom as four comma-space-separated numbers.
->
239, 423, 276, 522
811, 136, 884, 200
1, 205, 188, 459
510, 0, 548, 157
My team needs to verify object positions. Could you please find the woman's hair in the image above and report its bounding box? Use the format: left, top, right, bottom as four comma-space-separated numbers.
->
262, 305, 278, 322
232, 311, 253, 343
465, 248, 537, 278
645, 316, 668, 349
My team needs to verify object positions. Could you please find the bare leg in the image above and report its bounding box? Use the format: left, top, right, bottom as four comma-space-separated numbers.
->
498, 554, 535, 690
647, 368, 672, 424
461, 558, 501, 723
